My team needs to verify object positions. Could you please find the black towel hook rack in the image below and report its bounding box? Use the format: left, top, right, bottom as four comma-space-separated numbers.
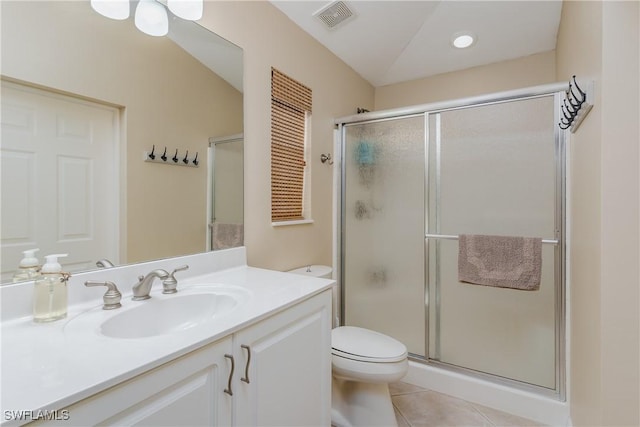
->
144, 146, 199, 168
559, 75, 593, 133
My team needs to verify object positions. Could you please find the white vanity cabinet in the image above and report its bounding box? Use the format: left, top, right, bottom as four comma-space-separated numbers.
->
32, 289, 332, 427
232, 289, 332, 426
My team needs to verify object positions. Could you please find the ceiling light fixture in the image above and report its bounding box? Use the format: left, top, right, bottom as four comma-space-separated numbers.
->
135, 0, 169, 36
452, 31, 476, 49
90, 0, 130, 20
91, 0, 203, 37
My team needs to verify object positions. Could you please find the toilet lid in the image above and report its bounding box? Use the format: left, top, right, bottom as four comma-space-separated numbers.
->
331, 326, 407, 363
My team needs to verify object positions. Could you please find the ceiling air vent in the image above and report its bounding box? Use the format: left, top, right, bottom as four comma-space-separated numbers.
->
314, 1, 356, 30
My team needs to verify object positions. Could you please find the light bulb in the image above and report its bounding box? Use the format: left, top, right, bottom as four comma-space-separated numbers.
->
135, 0, 169, 37
167, 0, 203, 21
91, 0, 130, 20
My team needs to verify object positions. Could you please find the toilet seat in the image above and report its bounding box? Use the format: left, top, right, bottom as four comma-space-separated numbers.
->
331, 326, 408, 383
331, 326, 407, 363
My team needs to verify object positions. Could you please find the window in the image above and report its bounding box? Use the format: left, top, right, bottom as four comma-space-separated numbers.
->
271, 68, 312, 223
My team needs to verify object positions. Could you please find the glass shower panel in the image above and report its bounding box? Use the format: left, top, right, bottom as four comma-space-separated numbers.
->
212, 139, 244, 224
428, 96, 557, 389
343, 116, 426, 356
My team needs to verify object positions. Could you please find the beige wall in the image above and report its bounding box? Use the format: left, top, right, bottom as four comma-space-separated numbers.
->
1, 1, 243, 264
198, 1, 374, 271
374, 51, 556, 110
600, 2, 640, 424
557, 1, 640, 425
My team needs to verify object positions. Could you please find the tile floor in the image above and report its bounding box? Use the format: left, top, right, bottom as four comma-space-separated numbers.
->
391, 382, 547, 427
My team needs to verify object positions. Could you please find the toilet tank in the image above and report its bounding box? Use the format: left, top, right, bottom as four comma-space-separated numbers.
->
288, 265, 337, 327
287, 265, 332, 279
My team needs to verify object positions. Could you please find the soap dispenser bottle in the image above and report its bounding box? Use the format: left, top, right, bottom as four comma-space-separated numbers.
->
33, 254, 70, 323
13, 248, 41, 282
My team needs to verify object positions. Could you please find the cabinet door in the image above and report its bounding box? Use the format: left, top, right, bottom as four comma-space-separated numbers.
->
234, 290, 332, 426
36, 337, 234, 426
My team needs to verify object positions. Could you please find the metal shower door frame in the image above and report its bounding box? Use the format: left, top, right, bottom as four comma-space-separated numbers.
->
336, 82, 567, 401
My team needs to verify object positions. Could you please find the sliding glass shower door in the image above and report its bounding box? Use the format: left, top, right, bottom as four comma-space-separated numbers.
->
427, 96, 561, 390
342, 116, 426, 356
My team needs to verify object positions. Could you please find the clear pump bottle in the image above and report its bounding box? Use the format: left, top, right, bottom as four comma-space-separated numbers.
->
13, 248, 41, 282
33, 254, 70, 323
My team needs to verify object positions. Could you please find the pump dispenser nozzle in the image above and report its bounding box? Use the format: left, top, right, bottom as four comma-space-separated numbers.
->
41, 254, 68, 274
13, 248, 42, 283
19, 249, 40, 267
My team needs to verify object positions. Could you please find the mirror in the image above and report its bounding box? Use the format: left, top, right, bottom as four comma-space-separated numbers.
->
0, 1, 243, 283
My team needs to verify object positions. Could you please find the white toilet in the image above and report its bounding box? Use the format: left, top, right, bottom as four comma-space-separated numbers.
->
287, 265, 408, 427
330, 326, 408, 427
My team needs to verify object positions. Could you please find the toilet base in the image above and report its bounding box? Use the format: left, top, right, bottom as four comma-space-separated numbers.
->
331, 377, 397, 427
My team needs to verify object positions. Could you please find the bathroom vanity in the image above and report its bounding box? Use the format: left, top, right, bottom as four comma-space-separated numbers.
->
0, 248, 333, 426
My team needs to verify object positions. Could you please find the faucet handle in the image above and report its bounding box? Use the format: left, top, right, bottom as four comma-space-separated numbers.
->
162, 264, 189, 294
95, 259, 114, 268
85, 281, 122, 310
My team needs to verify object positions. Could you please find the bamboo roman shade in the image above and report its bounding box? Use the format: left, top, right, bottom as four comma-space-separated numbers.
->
271, 68, 312, 221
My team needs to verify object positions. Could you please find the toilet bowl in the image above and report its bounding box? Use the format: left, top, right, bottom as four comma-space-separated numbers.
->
331, 326, 408, 427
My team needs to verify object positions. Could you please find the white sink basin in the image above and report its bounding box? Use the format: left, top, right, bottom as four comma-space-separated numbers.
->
66, 284, 251, 339
101, 293, 240, 339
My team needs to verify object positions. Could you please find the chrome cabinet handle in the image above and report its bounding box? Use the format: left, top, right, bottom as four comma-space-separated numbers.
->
241, 345, 251, 384
224, 354, 234, 396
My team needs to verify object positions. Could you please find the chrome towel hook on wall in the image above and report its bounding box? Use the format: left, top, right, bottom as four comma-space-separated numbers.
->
559, 75, 593, 133
144, 146, 199, 168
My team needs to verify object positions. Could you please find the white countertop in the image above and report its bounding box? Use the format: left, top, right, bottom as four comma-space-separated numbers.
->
0, 250, 334, 425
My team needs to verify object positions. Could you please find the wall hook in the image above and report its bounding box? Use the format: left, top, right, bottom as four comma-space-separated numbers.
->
321, 153, 334, 165
148, 145, 156, 160
561, 102, 573, 120
161, 147, 168, 162
183, 150, 189, 164
570, 75, 586, 103
172, 149, 179, 163
193, 152, 199, 166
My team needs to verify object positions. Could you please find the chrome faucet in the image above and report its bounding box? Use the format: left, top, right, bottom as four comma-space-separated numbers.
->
132, 269, 169, 301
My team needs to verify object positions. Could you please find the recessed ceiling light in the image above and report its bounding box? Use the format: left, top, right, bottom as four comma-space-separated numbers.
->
452, 32, 476, 49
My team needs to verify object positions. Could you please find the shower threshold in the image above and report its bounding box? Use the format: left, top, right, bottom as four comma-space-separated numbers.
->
404, 356, 569, 426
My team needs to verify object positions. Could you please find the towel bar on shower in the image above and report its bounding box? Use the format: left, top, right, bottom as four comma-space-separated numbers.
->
425, 233, 559, 245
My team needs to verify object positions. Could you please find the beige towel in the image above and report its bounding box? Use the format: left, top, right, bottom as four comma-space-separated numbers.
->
211, 223, 244, 250
458, 234, 542, 291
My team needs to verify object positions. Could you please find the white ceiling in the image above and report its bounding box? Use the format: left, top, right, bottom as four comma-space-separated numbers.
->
270, 1, 563, 87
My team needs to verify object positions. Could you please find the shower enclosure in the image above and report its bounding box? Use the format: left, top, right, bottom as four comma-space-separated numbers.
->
338, 85, 566, 398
